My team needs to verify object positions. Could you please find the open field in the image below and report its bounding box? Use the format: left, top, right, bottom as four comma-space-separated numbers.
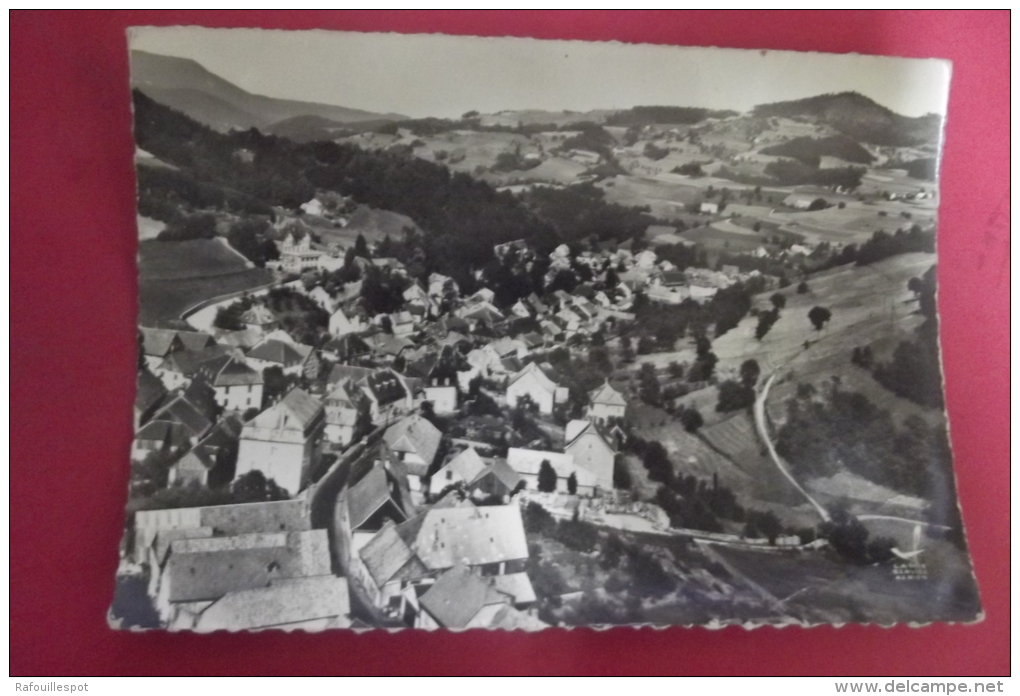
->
138, 238, 251, 280
139, 270, 274, 326
138, 238, 272, 325
311, 205, 420, 248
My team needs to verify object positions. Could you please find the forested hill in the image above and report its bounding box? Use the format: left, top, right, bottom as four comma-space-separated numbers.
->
133, 90, 658, 285
751, 92, 941, 148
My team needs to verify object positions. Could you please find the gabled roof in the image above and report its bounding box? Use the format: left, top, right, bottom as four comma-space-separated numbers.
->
325, 379, 366, 410
588, 379, 627, 407
439, 447, 488, 484
347, 464, 406, 530
327, 363, 374, 387
248, 388, 323, 432
564, 419, 617, 454
396, 504, 529, 571
383, 414, 443, 467
358, 522, 419, 588
247, 339, 309, 367
363, 369, 407, 407
176, 331, 216, 352
418, 565, 509, 629
164, 530, 330, 603
212, 356, 263, 387
508, 362, 559, 394
322, 334, 371, 360
195, 575, 350, 632
135, 369, 168, 416
159, 346, 232, 377
213, 328, 264, 350
148, 393, 214, 440
477, 458, 523, 492
488, 572, 537, 605
365, 333, 413, 357
506, 448, 599, 487
140, 328, 183, 358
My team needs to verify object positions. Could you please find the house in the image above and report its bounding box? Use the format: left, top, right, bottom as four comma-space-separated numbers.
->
353, 504, 530, 619
200, 356, 263, 412
510, 299, 532, 319
132, 391, 214, 461
586, 380, 627, 424
431, 448, 522, 501
328, 306, 367, 338
360, 368, 414, 423
427, 272, 458, 301
234, 388, 325, 495
320, 334, 371, 364
634, 249, 658, 269
139, 328, 185, 372
416, 565, 514, 629
505, 362, 568, 415
306, 286, 334, 312
385, 310, 417, 338
506, 448, 598, 495
167, 415, 243, 488
422, 381, 458, 415
563, 419, 617, 491
133, 498, 310, 563
383, 414, 443, 491
700, 201, 719, 214
431, 447, 487, 492
192, 575, 352, 632
246, 339, 319, 379
134, 369, 168, 430
153, 529, 332, 627
239, 305, 279, 332
279, 232, 321, 273
323, 379, 369, 447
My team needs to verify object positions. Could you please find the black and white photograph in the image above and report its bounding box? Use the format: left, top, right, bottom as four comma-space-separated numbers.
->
112, 26, 981, 633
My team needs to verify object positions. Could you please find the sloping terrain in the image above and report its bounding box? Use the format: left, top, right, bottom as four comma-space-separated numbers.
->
130, 50, 404, 131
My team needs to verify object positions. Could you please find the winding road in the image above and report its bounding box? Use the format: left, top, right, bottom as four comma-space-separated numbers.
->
754, 371, 950, 532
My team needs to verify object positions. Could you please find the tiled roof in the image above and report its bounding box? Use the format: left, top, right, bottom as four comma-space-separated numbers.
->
347, 465, 404, 531
140, 328, 181, 358
418, 565, 509, 629
384, 414, 443, 467
247, 339, 308, 367
588, 379, 627, 407
397, 504, 529, 571
195, 575, 350, 632
248, 388, 323, 432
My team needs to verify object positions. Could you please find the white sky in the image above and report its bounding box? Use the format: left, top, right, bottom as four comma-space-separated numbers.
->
129, 27, 951, 120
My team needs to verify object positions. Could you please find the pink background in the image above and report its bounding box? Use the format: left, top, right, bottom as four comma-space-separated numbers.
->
11, 11, 1009, 675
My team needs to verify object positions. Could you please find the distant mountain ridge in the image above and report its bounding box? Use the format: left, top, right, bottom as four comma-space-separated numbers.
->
752, 92, 941, 147
130, 50, 405, 132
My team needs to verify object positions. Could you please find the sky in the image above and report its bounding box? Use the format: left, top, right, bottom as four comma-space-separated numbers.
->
129, 27, 951, 120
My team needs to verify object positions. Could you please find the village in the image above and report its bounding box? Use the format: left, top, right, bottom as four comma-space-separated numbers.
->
112, 44, 983, 631
125, 208, 797, 631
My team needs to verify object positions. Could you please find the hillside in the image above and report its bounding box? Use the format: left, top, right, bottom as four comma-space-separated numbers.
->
751, 92, 941, 147
130, 50, 405, 131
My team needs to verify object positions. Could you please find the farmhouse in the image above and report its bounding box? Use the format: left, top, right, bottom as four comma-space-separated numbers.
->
505, 362, 569, 415
563, 419, 616, 491
586, 380, 627, 423
506, 448, 599, 495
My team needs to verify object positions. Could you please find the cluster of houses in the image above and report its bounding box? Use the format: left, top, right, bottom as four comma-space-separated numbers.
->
128, 230, 660, 629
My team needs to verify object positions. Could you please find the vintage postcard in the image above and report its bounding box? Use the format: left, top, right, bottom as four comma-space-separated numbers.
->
112, 27, 980, 632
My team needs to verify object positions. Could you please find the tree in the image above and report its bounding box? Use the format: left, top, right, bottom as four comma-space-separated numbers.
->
537, 460, 558, 493
716, 380, 755, 412
613, 458, 632, 490
231, 470, 290, 504
808, 306, 832, 331
755, 308, 779, 340
620, 335, 635, 363
679, 406, 704, 433
354, 233, 369, 258
770, 292, 787, 311
797, 280, 810, 294
639, 363, 661, 406
668, 361, 684, 379
636, 336, 655, 355
567, 472, 578, 495
739, 359, 761, 389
